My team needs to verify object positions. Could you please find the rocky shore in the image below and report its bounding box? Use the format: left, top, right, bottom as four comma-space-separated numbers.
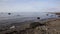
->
0, 18, 60, 34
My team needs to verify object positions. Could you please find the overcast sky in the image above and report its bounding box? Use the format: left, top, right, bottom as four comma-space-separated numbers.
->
0, 0, 60, 12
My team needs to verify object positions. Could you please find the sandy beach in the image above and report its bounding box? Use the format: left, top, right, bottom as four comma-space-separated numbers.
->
0, 17, 60, 34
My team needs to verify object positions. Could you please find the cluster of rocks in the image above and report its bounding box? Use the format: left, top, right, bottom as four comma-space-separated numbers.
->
1, 19, 60, 34
0, 21, 48, 34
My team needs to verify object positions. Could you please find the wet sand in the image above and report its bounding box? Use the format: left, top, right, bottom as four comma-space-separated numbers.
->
0, 17, 60, 34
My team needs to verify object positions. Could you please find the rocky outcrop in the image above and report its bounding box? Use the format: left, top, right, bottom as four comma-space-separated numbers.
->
1, 19, 60, 34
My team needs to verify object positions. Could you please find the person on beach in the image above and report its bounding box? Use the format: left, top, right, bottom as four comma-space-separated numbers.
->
37, 17, 40, 19
8, 13, 11, 15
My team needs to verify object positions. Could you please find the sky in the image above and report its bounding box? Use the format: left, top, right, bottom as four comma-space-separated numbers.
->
0, 0, 60, 12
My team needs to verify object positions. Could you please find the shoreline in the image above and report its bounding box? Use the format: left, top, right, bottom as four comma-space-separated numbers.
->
0, 17, 60, 34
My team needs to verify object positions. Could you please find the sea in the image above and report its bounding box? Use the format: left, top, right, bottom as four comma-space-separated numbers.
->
0, 12, 58, 26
